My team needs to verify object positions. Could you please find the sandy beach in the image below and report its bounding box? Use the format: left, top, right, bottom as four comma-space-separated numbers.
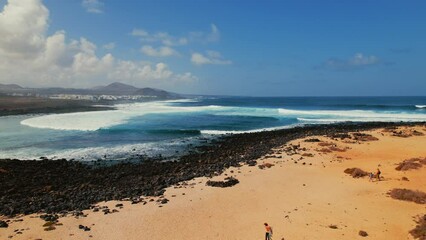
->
1, 124, 426, 240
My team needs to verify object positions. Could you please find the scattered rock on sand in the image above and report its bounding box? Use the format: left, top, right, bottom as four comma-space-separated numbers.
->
328, 146, 346, 152
206, 177, 239, 188
44, 225, 56, 231
79, 224, 91, 231
344, 168, 368, 178
258, 163, 274, 169
329, 133, 352, 140
352, 132, 379, 141
318, 148, 332, 153
40, 214, 58, 222
390, 128, 424, 138
318, 142, 334, 147
413, 130, 424, 136
359, 230, 368, 237
329, 224, 338, 229
42, 221, 55, 227
0, 220, 8, 228
304, 138, 321, 142
388, 189, 426, 204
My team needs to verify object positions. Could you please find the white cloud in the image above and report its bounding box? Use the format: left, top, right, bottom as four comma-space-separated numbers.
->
175, 72, 198, 82
0, 0, 48, 59
188, 24, 221, 43
349, 53, 379, 66
0, 0, 196, 88
323, 53, 380, 70
130, 29, 149, 37
131, 29, 188, 46
103, 42, 115, 50
208, 24, 220, 42
191, 51, 232, 66
109, 61, 173, 82
82, 0, 103, 14
131, 23, 220, 47
141, 45, 178, 57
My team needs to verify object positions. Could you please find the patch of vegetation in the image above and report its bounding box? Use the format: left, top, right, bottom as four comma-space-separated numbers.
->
389, 189, 426, 204
344, 168, 368, 178
410, 215, 426, 240
395, 158, 426, 171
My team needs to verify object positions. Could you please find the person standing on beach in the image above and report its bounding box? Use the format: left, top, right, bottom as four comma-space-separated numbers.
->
264, 223, 273, 240
376, 168, 381, 181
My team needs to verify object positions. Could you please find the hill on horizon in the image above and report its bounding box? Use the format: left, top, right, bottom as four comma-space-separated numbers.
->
0, 82, 180, 99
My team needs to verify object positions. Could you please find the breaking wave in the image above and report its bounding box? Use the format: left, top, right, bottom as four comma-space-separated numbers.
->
279, 108, 426, 121
20, 101, 229, 131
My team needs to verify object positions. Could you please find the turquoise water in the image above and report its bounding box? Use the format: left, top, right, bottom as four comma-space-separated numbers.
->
0, 97, 425, 160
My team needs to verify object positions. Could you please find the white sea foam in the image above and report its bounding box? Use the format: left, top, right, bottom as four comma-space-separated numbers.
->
0, 138, 199, 161
20, 102, 426, 132
297, 118, 420, 123
416, 105, 426, 109
20, 101, 227, 131
200, 124, 300, 135
279, 108, 426, 121
20, 110, 127, 131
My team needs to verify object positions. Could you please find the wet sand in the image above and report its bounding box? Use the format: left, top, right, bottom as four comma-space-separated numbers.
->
1, 125, 426, 240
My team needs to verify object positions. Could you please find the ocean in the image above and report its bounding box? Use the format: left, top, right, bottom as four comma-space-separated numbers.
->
0, 96, 425, 161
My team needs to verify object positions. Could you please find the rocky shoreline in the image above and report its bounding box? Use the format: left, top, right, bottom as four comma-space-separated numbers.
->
0, 121, 424, 217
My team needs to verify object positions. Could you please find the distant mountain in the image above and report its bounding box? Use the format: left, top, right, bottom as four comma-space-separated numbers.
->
0, 83, 23, 90
0, 82, 181, 100
93, 82, 139, 95
135, 88, 177, 98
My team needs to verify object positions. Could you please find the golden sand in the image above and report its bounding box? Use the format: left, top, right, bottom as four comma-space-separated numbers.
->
1, 125, 426, 240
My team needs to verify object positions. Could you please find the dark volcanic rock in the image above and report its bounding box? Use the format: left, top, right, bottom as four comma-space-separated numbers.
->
0, 122, 423, 216
352, 132, 378, 141
359, 230, 368, 237
78, 224, 91, 231
40, 214, 58, 222
0, 220, 8, 228
304, 138, 321, 142
206, 177, 239, 188
329, 133, 352, 140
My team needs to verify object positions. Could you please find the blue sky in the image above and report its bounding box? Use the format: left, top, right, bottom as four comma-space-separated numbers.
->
0, 0, 425, 96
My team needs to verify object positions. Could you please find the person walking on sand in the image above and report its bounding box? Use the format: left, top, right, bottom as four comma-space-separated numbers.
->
369, 172, 374, 182
376, 168, 381, 181
264, 223, 273, 240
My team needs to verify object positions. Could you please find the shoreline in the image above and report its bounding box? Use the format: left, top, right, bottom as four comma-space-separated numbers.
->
1, 122, 426, 239
1, 121, 424, 216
